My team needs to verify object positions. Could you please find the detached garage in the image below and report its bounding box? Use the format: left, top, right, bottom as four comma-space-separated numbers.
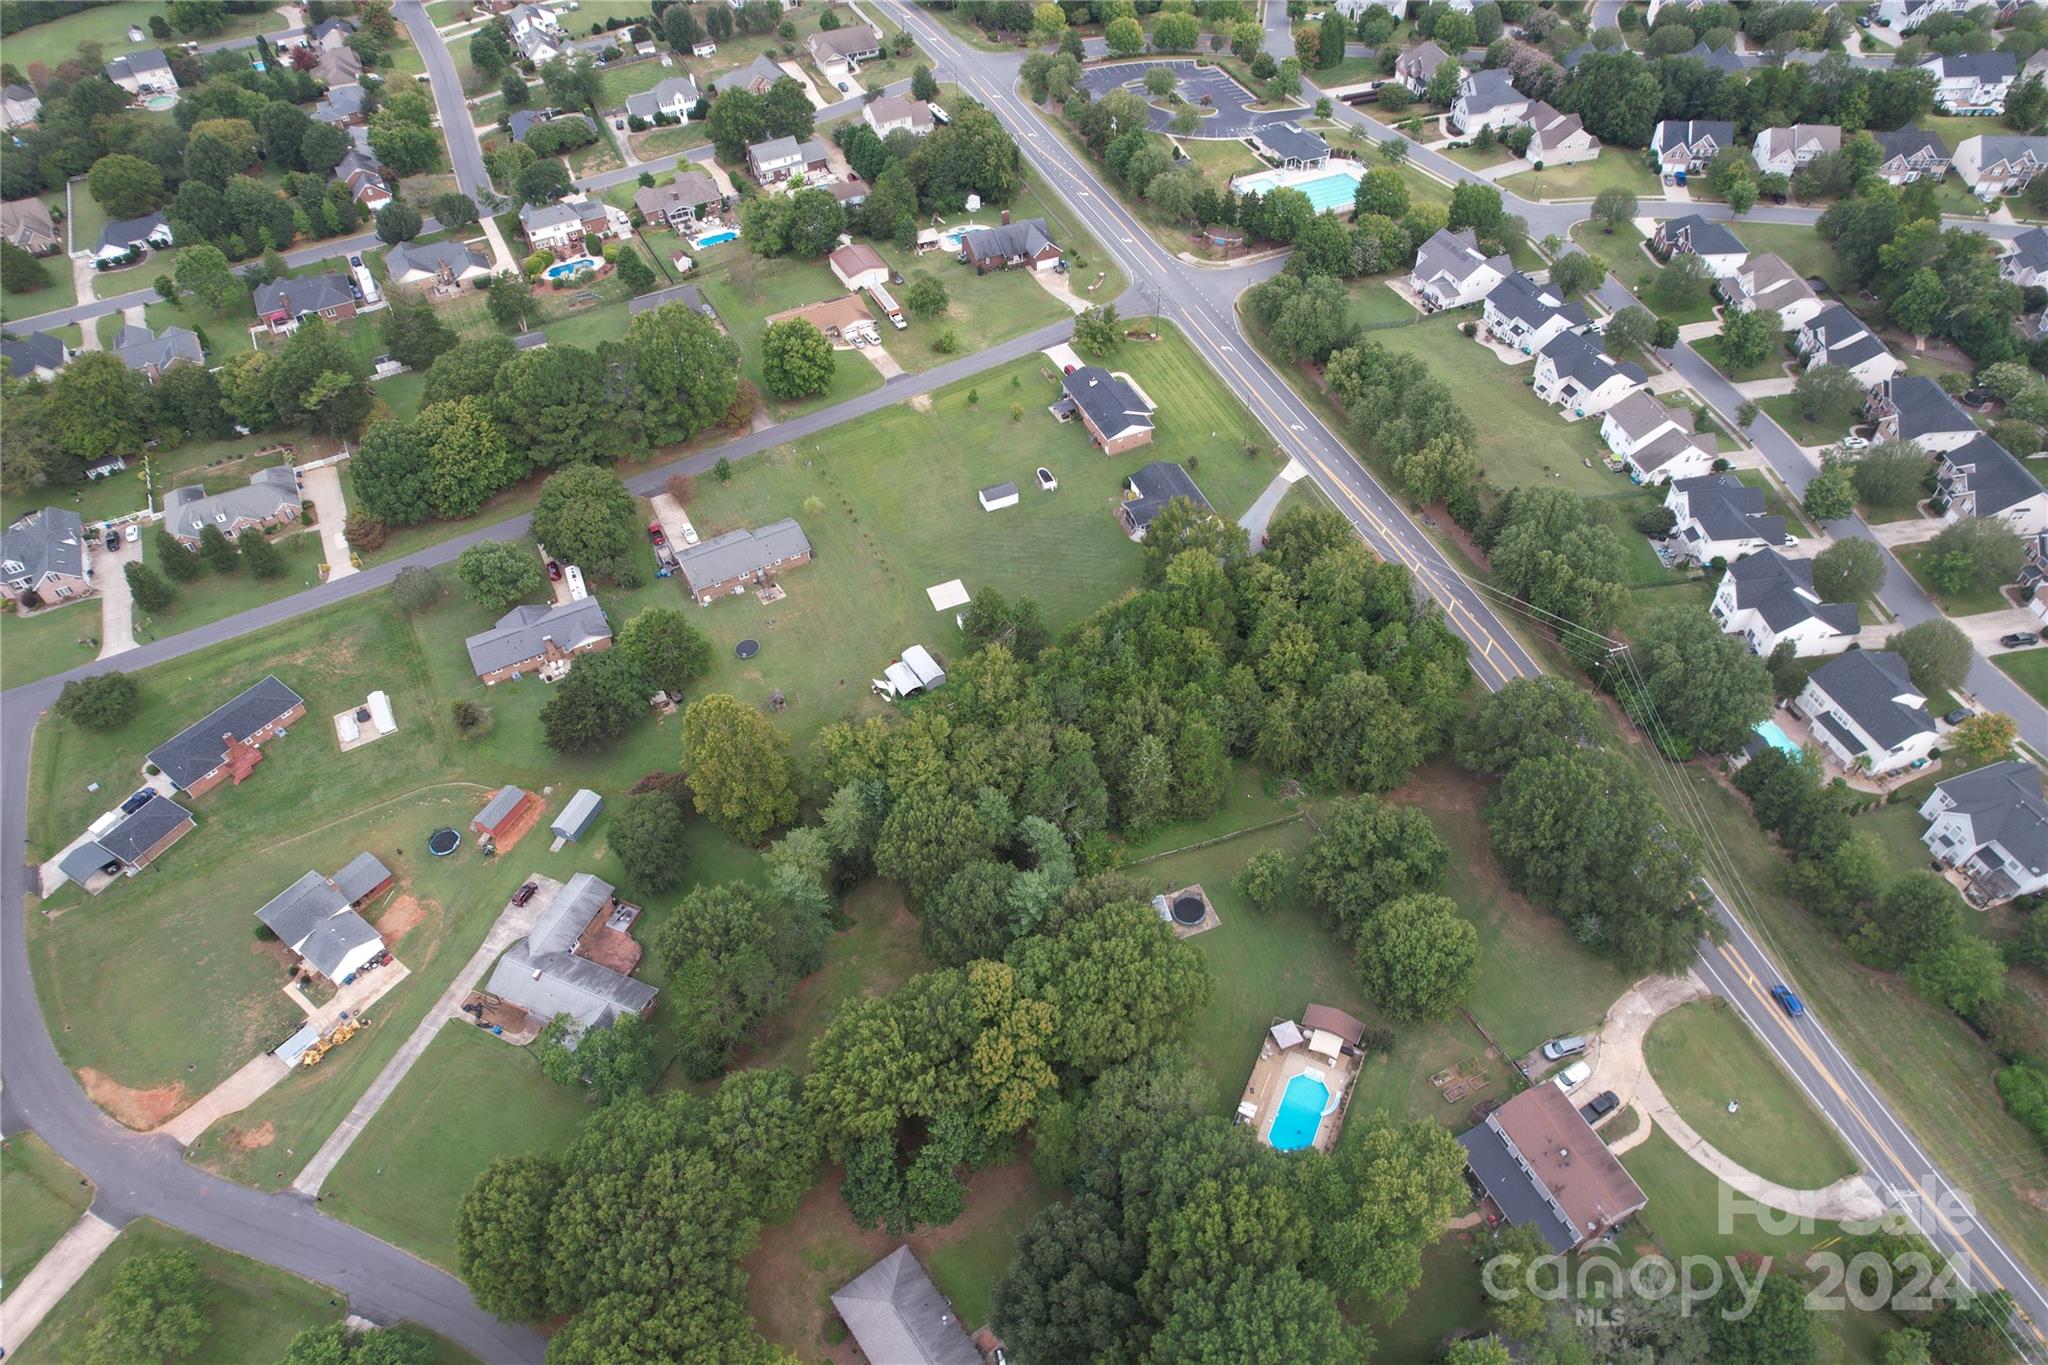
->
473, 785, 537, 840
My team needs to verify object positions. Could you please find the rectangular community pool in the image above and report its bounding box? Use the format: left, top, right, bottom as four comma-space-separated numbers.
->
1266, 1071, 1332, 1152
1231, 161, 1365, 214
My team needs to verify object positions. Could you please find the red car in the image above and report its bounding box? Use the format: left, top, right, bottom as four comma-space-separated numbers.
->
512, 882, 538, 906
648, 521, 667, 546
545, 560, 563, 581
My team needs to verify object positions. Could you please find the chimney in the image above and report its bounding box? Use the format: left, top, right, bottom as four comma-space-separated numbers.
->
1001, 209, 1011, 225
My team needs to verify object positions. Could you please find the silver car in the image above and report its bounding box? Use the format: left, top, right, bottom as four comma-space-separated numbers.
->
1541, 1035, 1587, 1061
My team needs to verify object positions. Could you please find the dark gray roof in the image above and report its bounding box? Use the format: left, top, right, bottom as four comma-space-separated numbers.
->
384, 239, 490, 280
58, 840, 119, 886
1064, 366, 1153, 440
1673, 474, 1787, 546
628, 282, 715, 318
1930, 760, 2047, 879
332, 851, 393, 904
163, 465, 301, 539
1256, 122, 1329, 162
1680, 42, 1748, 74
981, 481, 1019, 500
3, 83, 37, 101
513, 330, 548, 350
309, 16, 356, 40
1412, 227, 1505, 290
1457, 68, 1524, 114
2, 331, 67, 378
113, 323, 203, 375
1966, 135, 2048, 169
1873, 126, 1948, 163
1122, 460, 1210, 532
97, 210, 168, 253
2006, 227, 2048, 275
253, 271, 355, 317
1809, 650, 1934, 751
1539, 329, 1646, 390
147, 675, 304, 790
96, 796, 194, 864
1, 508, 85, 590
509, 108, 598, 143
831, 1247, 982, 1365
476, 785, 529, 831
256, 869, 350, 948
1724, 549, 1859, 635
1459, 1122, 1579, 1253
1653, 120, 1735, 155
1487, 272, 1588, 330
1660, 213, 1746, 257
1872, 376, 1976, 443
675, 519, 811, 594
1941, 434, 2043, 518
960, 217, 1058, 264
625, 74, 699, 120
718, 53, 789, 95
106, 49, 173, 82
463, 597, 613, 676
1922, 51, 2016, 82
313, 82, 368, 124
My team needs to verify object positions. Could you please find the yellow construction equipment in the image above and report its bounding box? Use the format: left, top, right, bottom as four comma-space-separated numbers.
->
298, 1015, 369, 1068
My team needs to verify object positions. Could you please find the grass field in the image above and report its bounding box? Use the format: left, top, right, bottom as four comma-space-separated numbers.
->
0, 237, 78, 322
1993, 646, 2048, 705
1, 1, 274, 73
1895, 542, 2013, 617
1568, 221, 1718, 325
1727, 222, 1850, 295
1760, 393, 1857, 447
1500, 148, 1663, 202
0, 600, 105, 691
0, 1132, 93, 1289
1643, 999, 1861, 1190
1692, 330, 1793, 383
127, 532, 330, 646
1440, 143, 1518, 173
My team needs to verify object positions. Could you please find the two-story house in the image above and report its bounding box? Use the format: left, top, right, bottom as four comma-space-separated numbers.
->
808, 24, 882, 79
1450, 68, 1528, 135
1875, 0, 1971, 30
624, 74, 699, 124
745, 134, 830, 185
863, 95, 934, 138
1601, 391, 1717, 484
1796, 303, 1902, 386
1651, 120, 1735, 176
1523, 101, 1600, 166
1394, 41, 1455, 95
1918, 51, 2017, 115
1717, 253, 1822, 330
1864, 375, 1980, 453
1954, 134, 2048, 201
1872, 127, 1950, 185
1651, 213, 1748, 278
517, 196, 619, 256
1794, 650, 1939, 777
1920, 761, 2048, 906
1407, 227, 1509, 311
2000, 227, 2048, 288
1935, 434, 2048, 535
1752, 123, 1841, 177
1665, 473, 1790, 564
1480, 272, 1588, 355
1711, 549, 1860, 658
105, 49, 177, 97
0, 509, 91, 605
633, 170, 725, 231
1532, 329, 1648, 420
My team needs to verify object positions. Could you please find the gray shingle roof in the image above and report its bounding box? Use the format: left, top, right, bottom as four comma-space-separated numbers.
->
1486, 272, 1589, 329
1628, 426, 1715, 475
332, 851, 393, 904
1930, 760, 2047, 880
163, 465, 301, 540
718, 53, 789, 95
256, 870, 350, 950
313, 82, 367, 124
1604, 391, 1683, 443
674, 519, 812, 595
96, 796, 194, 864
1681, 42, 1747, 74
2, 331, 67, 378
1874, 126, 1948, 163
1256, 122, 1329, 162
1871, 376, 1976, 444
811, 24, 882, 61
1539, 329, 1646, 390
1941, 434, 2043, 518
831, 1247, 982, 1365
625, 74, 699, 120
253, 271, 355, 317
113, 323, 203, 375
628, 282, 715, 318
486, 942, 659, 1031
1809, 650, 1933, 751
2007, 227, 2048, 275
2, 508, 85, 592
1756, 124, 1841, 162
106, 49, 173, 82
1922, 50, 2016, 82
1673, 473, 1787, 546
1064, 366, 1153, 440
1660, 213, 1746, 257
1457, 68, 1524, 114
97, 210, 168, 253
1723, 549, 1859, 635
960, 217, 1057, 265
1412, 227, 1503, 291
1653, 120, 1735, 156
384, 239, 490, 281
463, 597, 613, 676
1121, 460, 1210, 533
510, 109, 598, 143
147, 675, 304, 791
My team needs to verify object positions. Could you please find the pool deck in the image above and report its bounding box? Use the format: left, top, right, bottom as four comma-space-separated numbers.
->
1237, 1020, 1361, 1156
1228, 160, 1366, 212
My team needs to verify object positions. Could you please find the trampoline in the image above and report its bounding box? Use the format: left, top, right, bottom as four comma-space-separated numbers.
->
736, 639, 760, 660
1170, 894, 1207, 927
428, 828, 462, 857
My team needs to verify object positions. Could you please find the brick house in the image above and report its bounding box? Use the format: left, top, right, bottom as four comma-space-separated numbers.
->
162, 465, 302, 548
253, 272, 358, 333
1060, 366, 1156, 455
0, 508, 91, 604
464, 597, 614, 683
147, 675, 307, 797
674, 519, 813, 604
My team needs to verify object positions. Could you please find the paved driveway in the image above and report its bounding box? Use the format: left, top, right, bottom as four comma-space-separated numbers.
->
93, 532, 143, 658
297, 463, 357, 580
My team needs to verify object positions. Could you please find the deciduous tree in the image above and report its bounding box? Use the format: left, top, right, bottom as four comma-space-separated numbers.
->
1354, 892, 1479, 1020
680, 694, 798, 842
531, 464, 633, 569
455, 538, 544, 611
1887, 618, 1972, 695
760, 317, 834, 399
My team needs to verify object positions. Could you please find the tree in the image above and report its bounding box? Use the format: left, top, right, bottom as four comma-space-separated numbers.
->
240, 529, 285, 578
374, 195, 422, 245
487, 272, 536, 332
491, 345, 613, 468
1887, 619, 1972, 695
1791, 362, 1864, 427
1718, 306, 1778, 370
1151, 1268, 1365, 1365
536, 1011, 658, 1104
1546, 250, 1604, 297
46, 352, 156, 471
531, 464, 633, 569
1810, 536, 1885, 602
1602, 304, 1656, 357
681, 694, 798, 843
624, 304, 741, 445
455, 1154, 558, 1321
1921, 516, 2024, 597
704, 87, 765, 160
1105, 15, 1144, 55
1354, 892, 1478, 1021
760, 77, 814, 141
81, 1249, 206, 1365
172, 243, 240, 311
1706, 1271, 1816, 1365
153, 526, 201, 582
540, 650, 646, 754
1951, 712, 2017, 764
1354, 167, 1409, 219
124, 561, 176, 614
0, 239, 50, 294
417, 396, 521, 519
760, 318, 834, 399
88, 153, 164, 217
1889, 266, 1946, 340
609, 791, 692, 893
618, 608, 713, 696
195, 523, 240, 573
1458, 675, 1608, 773
903, 273, 947, 319
1848, 442, 1929, 512
455, 539, 544, 611
1073, 305, 1122, 358
379, 293, 457, 371
1802, 460, 1857, 522
351, 418, 433, 526
911, 63, 939, 101
1300, 796, 1449, 942
55, 673, 140, 730
1231, 847, 1293, 914
1591, 186, 1637, 233
1624, 606, 1774, 757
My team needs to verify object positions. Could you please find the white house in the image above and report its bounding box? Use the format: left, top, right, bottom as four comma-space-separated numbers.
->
1953, 135, 2048, 201
0, 84, 41, 129
1864, 375, 1980, 453
1601, 391, 1717, 484
1532, 330, 1648, 420
505, 3, 563, 39
1718, 253, 1823, 330
808, 25, 882, 77
516, 196, 622, 256
1480, 272, 1588, 356
1794, 650, 1938, 777
1920, 761, 2048, 906
746, 135, 829, 184
1522, 101, 1599, 166
105, 49, 177, 97
1665, 473, 1791, 564
1934, 434, 2048, 535
93, 211, 173, 265
384, 239, 493, 289
1451, 69, 1528, 136
2000, 227, 2048, 288
1796, 303, 1902, 387
1407, 227, 1509, 312
1875, 0, 1970, 30
1651, 120, 1735, 175
863, 95, 934, 137
1871, 127, 1950, 185
1752, 123, 1841, 177
1652, 214, 1748, 278
1918, 51, 2017, 116
1711, 549, 1860, 658
624, 74, 699, 124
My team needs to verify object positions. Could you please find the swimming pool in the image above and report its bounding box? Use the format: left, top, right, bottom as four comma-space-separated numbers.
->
143, 93, 178, 111
545, 255, 602, 280
1232, 162, 1365, 214
1267, 1073, 1331, 1152
1754, 720, 1802, 759
691, 228, 739, 248
937, 222, 992, 251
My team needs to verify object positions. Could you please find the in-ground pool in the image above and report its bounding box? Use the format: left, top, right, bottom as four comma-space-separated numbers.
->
1232, 162, 1366, 214
1753, 720, 1802, 759
692, 227, 739, 248
937, 222, 992, 251
1267, 1072, 1332, 1152
545, 255, 603, 280
143, 93, 178, 111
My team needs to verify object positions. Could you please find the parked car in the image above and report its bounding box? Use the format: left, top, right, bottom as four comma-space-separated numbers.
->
648, 520, 667, 546
1771, 984, 1805, 1018
1942, 707, 1971, 726
512, 882, 539, 907
1580, 1090, 1620, 1123
2000, 633, 2040, 649
124, 523, 140, 543
546, 559, 563, 581
1838, 435, 1869, 451
102, 529, 120, 551
1553, 1060, 1592, 1091
1541, 1035, 1587, 1061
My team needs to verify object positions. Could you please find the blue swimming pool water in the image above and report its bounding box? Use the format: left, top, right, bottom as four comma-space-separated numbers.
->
1267, 1073, 1331, 1152
545, 256, 602, 280
692, 229, 739, 248
1754, 720, 1801, 758
1236, 168, 1361, 213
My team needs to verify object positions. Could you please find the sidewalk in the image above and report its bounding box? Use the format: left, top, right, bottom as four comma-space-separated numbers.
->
0, 1212, 123, 1356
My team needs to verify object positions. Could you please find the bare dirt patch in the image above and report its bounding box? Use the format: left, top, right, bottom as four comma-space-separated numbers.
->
249, 936, 297, 970
77, 1068, 189, 1130
908, 393, 933, 412
490, 794, 547, 854
376, 893, 429, 947
226, 1120, 277, 1151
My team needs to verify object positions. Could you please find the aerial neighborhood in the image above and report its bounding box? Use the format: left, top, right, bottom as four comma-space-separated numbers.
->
4, 1, 2048, 1363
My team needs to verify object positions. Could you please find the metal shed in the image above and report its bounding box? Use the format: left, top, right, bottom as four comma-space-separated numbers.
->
552, 788, 604, 843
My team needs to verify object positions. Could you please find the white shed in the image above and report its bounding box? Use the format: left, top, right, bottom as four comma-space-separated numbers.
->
978, 481, 1020, 512
366, 689, 396, 734
552, 788, 604, 842
876, 645, 947, 698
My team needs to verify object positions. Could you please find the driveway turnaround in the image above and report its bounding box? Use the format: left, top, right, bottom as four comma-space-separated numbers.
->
1073, 58, 1308, 138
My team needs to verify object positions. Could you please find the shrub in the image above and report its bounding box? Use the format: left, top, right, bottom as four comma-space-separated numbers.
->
450, 698, 493, 738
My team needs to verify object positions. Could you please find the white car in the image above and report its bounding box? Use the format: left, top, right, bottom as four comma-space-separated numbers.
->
1839, 435, 1869, 451
1553, 1060, 1592, 1091
124, 524, 140, 543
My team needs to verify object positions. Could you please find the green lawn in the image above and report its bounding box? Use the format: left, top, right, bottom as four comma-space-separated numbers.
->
1177, 133, 1263, 182
1993, 646, 2048, 705
0, 241, 78, 323
1895, 542, 2012, 617
127, 532, 329, 646
628, 120, 710, 160
597, 56, 686, 109
1, 1, 274, 73
0, 1132, 94, 1289
1568, 221, 1718, 325
1727, 222, 1850, 295
1692, 331, 1793, 383
1500, 148, 1663, 202
0, 600, 105, 691
1643, 999, 1861, 1190
1440, 143, 1518, 173
1759, 393, 1857, 447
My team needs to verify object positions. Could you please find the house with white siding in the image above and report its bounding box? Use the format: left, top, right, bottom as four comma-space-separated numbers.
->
1920, 761, 2048, 906
1793, 650, 1938, 777
1711, 549, 1860, 658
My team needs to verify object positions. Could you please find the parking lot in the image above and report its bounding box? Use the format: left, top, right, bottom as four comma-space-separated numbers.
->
1074, 58, 1309, 138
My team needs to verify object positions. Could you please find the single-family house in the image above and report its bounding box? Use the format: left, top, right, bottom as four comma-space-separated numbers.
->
717, 53, 790, 97
255, 868, 385, 984
509, 108, 598, 145
505, 2, 563, 42
1872, 127, 1950, 185
832, 1247, 981, 1365
517, 195, 617, 256
1394, 41, 1455, 95
1865, 375, 1980, 453
1796, 303, 1901, 386
333, 851, 396, 909
2001, 227, 2048, 288
0, 198, 61, 255
1717, 253, 1823, 330
1601, 392, 1718, 484
112, 323, 204, 381
1, 84, 41, 129
1523, 101, 1599, 166
1918, 51, 2016, 116
1451, 69, 1528, 135
1954, 135, 2048, 201
1532, 330, 1648, 420
960, 217, 1060, 273
1481, 271, 1588, 355
863, 95, 934, 138
473, 785, 537, 840
1935, 434, 2048, 535
57, 795, 195, 891
465, 597, 614, 683
1711, 549, 1860, 657
1665, 473, 1790, 564
1118, 460, 1210, 540
808, 24, 882, 76
1651, 120, 1735, 175
1459, 1083, 1648, 1252
1752, 123, 1841, 177
252, 272, 358, 333
2, 331, 71, 382
1679, 41, 1748, 75
105, 49, 177, 97
1061, 366, 1156, 455
625, 74, 699, 124
827, 177, 870, 209
829, 241, 890, 292
675, 519, 813, 604
1875, 0, 1970, 30
1652, 214, 1748, 278
162, 466, 302, 548
634, 170, 724, 230
1249, 122, 1330, 171
333, 144, 392, 212
482, 872, 659, 1034
312, 43, 363, 88
0, 509, 89, 604
1407, 228, 1510, 311
1794, 650, 1938, 776
746, 134, 830, 184
628, 282, 720, 326
93, 211, 172, 264
384, 239, 493, 290
307, 15, 356, 49
147, 675, 306, 797
552, 789, 604, 844
514, 23, 563, 61
312, 81, 369, 126
1920, 761, 2048, 906
692, 39, 718, 58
